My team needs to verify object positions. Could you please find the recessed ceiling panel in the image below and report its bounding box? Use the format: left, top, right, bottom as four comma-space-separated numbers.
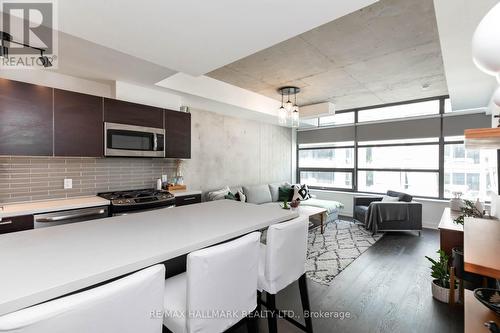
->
208, 0, 449, 111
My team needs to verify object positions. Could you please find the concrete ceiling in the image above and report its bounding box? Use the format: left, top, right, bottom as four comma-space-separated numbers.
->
55, 0, 377, 76
207, 0, 448, 111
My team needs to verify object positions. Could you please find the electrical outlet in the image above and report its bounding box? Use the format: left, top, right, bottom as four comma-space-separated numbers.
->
64, 179, 73, 189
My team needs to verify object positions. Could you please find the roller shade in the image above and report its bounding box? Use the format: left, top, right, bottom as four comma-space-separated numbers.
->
357, 118, 440, 141
443, 113, 491, 137
298, 125, 355, 144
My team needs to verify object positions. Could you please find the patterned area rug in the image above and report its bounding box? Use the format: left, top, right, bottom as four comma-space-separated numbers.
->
306, 219, 383, 286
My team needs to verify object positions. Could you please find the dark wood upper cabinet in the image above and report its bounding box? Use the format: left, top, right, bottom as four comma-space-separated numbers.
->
165, 110, 191, 159
103, 98, 163, 128
0, 79, 53, 156
54, 89, 104, 157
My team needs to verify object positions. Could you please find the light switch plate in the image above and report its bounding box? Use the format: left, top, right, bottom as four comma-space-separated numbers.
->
64, 179, 73, 189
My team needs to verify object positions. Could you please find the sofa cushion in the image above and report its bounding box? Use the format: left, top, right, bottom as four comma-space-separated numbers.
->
387, 190, 413, 202
268, 182, 289, 202
278, 186, 293, 202
243, 185, 272, 204
207, 186, 230, 201
382, 195, 399, 202
354, 205, 369, 222
300, 198, 343, 215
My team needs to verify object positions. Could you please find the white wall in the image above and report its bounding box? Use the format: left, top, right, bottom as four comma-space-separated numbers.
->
0, 70, 115, 97
310, 189, 448, 229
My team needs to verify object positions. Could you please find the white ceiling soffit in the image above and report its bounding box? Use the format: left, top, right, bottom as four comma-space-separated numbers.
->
57, 0, 378, 76
433, 0, 499, 111
156, 73, 280, 117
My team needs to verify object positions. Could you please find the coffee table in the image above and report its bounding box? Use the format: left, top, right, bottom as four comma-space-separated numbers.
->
296, 205, 327, 234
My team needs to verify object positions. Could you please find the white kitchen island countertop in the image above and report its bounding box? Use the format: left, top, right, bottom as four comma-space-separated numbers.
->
0, 196, 110, 219
0, 200, 298, 316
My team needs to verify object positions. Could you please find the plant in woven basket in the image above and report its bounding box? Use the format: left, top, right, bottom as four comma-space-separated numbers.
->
453, 199, 483, 225
425, 250, 450, 288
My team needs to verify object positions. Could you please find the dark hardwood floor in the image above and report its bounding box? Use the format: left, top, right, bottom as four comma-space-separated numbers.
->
236, 228, 464, 333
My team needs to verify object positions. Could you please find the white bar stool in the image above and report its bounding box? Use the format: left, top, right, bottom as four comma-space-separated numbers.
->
258, 216, 312, 333
0, 265, 166, 333
162, 232, 260, 333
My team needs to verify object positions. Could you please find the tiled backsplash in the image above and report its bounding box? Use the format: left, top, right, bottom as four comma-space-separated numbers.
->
0, 156, 177, 204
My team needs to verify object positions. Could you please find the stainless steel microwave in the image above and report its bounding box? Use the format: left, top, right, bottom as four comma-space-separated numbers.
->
104, 122, 165, 157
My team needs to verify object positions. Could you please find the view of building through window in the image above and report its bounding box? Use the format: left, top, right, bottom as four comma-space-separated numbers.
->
444, 143, 497, 201
297, 97, 498, 200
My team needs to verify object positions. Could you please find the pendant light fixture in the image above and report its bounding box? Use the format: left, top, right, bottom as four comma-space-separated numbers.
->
277, 86, 300, 127
278, 89, 287, 125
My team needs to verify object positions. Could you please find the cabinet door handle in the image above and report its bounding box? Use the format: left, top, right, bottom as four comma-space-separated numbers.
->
183, 197, 197, 201
0, 220, 13, 225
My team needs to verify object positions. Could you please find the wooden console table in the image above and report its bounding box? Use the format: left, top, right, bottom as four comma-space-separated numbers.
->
438, 208, 464, 256
463, 216, 500, 333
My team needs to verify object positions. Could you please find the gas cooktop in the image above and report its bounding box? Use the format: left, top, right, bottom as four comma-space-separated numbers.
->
98, 188, 174, 206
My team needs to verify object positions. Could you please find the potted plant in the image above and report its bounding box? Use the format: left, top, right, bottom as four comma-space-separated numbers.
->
425, 250, 459, 303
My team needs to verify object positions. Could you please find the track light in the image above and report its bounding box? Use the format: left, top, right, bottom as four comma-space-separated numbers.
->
39, 51, 52, 68
0, 46, 8, 59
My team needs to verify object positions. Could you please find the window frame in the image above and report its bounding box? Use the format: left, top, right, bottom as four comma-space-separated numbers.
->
297, 95, 500, 200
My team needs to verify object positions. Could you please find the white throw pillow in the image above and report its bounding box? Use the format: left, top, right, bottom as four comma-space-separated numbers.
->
381, 195, 399, 202
207, 186, 230, 201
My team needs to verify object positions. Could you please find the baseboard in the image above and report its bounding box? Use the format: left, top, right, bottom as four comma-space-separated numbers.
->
422, 221, 438, 230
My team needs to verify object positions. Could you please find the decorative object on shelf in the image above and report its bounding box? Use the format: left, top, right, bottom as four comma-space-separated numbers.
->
277, 86, 300, 128
175, 159, 184, 185
156, 178, 162, 191
161, 174, 168, 190
474, 288, 500, 315
450, 191, 464, 212
167, 184, 187, 192
453, 199, 484, 225
425, 250, 459, 303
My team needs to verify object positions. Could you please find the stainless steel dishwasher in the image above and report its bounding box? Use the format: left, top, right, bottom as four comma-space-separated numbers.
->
34, 206, 109, 228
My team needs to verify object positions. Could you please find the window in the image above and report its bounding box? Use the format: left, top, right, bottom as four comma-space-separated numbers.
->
299, 148, 354, 168
444, 143, 497, 201
300, 171, 353, 189
319, 112, 355, 126
297, 96, 498, 200
358, 171, 439, 197
358, 145, 439, 170
358, 100, 439, 122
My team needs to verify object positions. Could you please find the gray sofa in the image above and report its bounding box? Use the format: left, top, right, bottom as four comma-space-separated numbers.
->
353, 190, 422, 235
205, 183, 343, 225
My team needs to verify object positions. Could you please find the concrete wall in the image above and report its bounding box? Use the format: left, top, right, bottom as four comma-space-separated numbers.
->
182, 109, 292, 192
310, 189, 448, 229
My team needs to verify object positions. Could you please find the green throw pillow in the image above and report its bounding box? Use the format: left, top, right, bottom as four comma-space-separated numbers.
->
225, 192, 237, 200
278, 186, 292, 202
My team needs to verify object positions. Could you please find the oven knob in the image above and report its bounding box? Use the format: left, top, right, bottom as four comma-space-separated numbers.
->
117, 200, 123, 204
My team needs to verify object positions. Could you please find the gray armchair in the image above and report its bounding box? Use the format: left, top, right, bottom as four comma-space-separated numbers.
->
353, 191, 422, 235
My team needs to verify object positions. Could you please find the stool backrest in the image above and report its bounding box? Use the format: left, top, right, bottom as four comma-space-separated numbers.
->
0, 265, 165, 333
186, 232, 260, 333
264, 216, 309, 294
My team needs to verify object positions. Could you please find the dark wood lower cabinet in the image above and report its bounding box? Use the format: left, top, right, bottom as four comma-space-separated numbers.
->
0, 215, 34, 234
